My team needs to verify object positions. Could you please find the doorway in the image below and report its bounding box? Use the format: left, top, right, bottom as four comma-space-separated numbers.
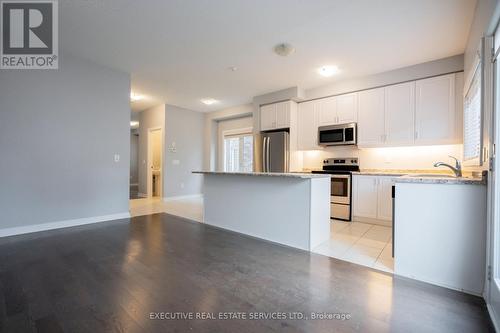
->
147, 127, 163, 198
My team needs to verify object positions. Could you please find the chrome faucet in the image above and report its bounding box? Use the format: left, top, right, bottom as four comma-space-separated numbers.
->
434, 155, 462, 177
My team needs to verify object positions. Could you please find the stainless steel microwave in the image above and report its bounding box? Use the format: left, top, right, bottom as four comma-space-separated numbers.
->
318, 123, 357, 146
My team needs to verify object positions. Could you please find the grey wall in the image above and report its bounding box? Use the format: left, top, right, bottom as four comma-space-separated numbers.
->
138, 104, 165, 195
164, 104, 204, 198
0, 53, 130, 229
130, 132, 139, 185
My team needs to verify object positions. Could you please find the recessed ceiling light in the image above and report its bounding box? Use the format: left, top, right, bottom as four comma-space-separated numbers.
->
228, 66, 238, 71
201, 98, 218, 105
130, 121, 139, 127
130, 92, 144, 102
318, 66, 339, 77
274, 43, 295, 57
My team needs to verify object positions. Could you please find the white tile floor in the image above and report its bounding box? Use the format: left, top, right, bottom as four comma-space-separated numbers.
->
313, 220, 394, 273
130, 197, 394, 273
129, 196, 204, 222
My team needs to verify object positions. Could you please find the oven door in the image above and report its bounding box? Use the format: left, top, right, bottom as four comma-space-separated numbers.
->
330, 174, 350, 205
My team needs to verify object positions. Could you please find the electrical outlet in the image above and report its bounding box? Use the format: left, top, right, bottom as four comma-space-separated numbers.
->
114, 154, 120, 162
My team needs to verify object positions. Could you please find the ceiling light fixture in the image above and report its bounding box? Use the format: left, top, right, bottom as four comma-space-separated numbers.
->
273, 43, 295, 57
130, 92, 144, 102
318, 66, 339, 77
130, 121, 139, 127
201, 98, 218, 105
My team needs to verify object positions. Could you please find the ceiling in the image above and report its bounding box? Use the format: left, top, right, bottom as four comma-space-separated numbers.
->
60, 0, 476, 112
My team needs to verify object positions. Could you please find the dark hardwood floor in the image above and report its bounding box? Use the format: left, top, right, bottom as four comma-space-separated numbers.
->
0, 213, 493, 332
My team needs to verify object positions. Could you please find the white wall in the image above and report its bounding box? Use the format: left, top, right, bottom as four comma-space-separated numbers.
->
305, 55, 464, 100
203, 104, 253, 170
0, 53, 130, 230
302, 145, 463, 171
164, 104, 204, 198
217, 116, 253, 171
138, 104, 165, 196
464, 0, 499, 77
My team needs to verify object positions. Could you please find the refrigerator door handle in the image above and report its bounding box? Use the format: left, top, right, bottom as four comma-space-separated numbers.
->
266, 137, 271, 172
262, 137, 267, 172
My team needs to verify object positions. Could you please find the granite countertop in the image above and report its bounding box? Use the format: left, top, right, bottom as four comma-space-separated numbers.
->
317, 169, 486, 185
192, 171, 330, 179
394, 174, 486, 185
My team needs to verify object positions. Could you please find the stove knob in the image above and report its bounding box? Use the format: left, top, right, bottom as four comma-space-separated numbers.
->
323, 160, 328, 164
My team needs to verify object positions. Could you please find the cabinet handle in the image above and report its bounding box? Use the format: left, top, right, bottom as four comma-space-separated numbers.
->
414, 131, 419, 139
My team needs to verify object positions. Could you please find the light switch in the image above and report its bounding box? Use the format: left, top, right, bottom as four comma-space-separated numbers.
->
172, 159, 180, 165
114, 154, 120, 162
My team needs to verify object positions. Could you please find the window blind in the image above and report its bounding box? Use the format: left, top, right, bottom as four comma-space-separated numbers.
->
463, 62, 482, 163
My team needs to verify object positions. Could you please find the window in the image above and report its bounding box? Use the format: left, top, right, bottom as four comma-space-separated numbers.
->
463, 58, 482, 164
224, 132, 253, 172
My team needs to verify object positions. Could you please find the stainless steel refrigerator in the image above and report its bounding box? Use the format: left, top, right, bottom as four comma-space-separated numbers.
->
261, 131, 290, 173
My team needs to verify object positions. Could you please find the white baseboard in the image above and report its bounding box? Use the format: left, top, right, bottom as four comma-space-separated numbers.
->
487, 303, 500, 333
163, 194, 203, 202
138, 192, 148, 198
0, 212, 131, 238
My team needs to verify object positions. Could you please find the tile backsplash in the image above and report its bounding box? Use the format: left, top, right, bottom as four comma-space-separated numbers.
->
302, 144, 463, 170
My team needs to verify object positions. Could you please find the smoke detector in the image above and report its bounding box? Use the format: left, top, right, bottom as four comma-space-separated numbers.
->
273, 43, 295, 57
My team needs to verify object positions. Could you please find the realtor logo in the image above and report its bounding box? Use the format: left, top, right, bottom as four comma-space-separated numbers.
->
1, 0, 58, 69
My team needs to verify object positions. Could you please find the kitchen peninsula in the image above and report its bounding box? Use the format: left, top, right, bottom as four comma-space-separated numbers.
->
193, 171, 331, 251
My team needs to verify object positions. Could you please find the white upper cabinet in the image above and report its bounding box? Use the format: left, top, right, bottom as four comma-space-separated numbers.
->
260, 104, 276, 131
275, 101, 290, 129
385, 82, 415, 145
297, 100, 320, 150
318, 93, 357, 126
260, 101, 292, 131
358, 88, 385, 146
336, 92, 358, 124
415, 73, 457, 145
318, 96, 337, 125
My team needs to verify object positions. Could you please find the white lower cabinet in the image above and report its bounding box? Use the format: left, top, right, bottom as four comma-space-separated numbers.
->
352, 175, 393, 223
352, 176, 378, 219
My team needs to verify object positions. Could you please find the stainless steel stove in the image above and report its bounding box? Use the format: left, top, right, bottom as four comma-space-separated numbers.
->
312, 158, 359, 221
